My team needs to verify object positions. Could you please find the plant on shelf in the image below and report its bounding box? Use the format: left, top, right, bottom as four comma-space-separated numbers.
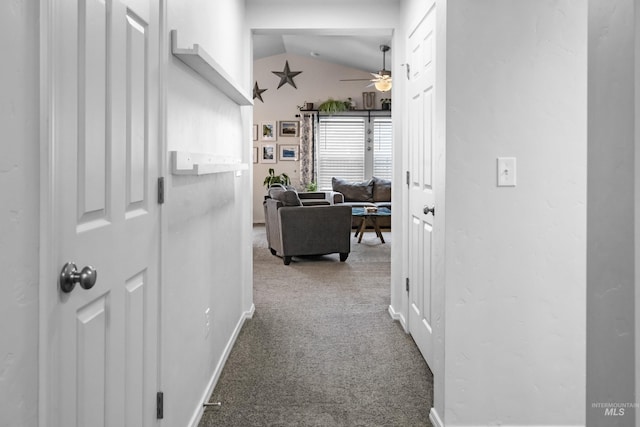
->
318, 98, 349, 114
380, 98, 391, 110
305, 181, 318, 192
263, 168, 291, 188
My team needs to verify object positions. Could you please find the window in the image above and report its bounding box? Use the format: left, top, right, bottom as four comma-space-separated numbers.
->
317, 116, 392, 190
317, 118, 366, 189
373, 118, 393, 179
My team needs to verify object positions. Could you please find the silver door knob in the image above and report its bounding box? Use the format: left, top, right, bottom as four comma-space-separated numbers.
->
423, 206, 435, 216
59, 262, 97, 293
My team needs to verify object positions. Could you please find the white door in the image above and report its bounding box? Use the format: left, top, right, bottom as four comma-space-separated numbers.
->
47, 0, 160, 425
406, 6, 437, 368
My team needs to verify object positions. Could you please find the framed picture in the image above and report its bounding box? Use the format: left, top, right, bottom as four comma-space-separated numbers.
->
252, 124, 258, 141
279, 121, 299, 137
260, 143, 277, 163
253, 147, 258, 164
279, 144, 299, 161
260, 121, 277, 141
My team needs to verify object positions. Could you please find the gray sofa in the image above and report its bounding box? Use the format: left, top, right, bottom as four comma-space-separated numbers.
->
331, 177, 392, 228
263, 187, 352, 265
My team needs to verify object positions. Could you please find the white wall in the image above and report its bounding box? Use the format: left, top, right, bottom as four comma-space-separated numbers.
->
252, 53, 375, 223
247, 0, 400, 33
0, 1, 39, 426
442, 1, 587, 425
164, 1, 253, 426
587, 0, 636, 425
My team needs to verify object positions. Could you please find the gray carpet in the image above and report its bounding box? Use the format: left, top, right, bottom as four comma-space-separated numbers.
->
199, 226, 433, 426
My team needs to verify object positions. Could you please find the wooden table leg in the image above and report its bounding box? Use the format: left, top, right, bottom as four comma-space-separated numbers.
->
357, 217, 367, 243
354, 217, 363, 238
371, 217, 385, 243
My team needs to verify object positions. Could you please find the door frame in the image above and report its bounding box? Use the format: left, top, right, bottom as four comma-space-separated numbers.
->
37, 0, 168, 424
38, 0, 56, 423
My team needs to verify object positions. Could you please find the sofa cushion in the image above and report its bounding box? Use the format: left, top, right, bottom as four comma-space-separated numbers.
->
268, 186, 302, 206
331, 177, 373, 202
372, 176, 391, 202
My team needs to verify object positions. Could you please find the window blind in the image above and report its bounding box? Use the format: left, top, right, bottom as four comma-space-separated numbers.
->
317, 118, 366, 190
373, 118, 393, 180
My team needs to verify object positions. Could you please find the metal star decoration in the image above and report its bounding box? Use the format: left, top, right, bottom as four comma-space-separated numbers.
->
272, 61, 302, 89
253, 81, 267, 102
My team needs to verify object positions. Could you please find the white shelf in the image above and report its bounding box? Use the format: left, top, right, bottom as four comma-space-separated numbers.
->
171, 151, 249, 176
170, 30, 253, 106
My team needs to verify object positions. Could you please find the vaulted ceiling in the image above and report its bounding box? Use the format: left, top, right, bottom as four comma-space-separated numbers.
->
253, 33, 393, 74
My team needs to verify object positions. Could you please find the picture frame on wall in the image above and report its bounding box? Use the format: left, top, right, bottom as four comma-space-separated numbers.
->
279, 144, 299, 161
260, 143, 277, 163
260, 121, 277, 141
253, 147, 258, 163
253, 124, 258, 141
279, 121, 299, 137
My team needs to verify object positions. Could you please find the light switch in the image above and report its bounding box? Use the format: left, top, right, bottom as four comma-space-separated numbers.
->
497, 157, 516, 187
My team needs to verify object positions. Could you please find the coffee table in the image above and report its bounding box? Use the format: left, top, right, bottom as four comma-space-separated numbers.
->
351, 207, 391, 243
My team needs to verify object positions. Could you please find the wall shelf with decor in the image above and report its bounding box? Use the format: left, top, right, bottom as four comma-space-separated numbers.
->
170, 30, 252, 106
170, 151, 249, 176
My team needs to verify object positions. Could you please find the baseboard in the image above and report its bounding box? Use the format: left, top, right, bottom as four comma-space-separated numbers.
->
187, 303, 255, 427
388, 304, 408, 332
429, 407, 444, 427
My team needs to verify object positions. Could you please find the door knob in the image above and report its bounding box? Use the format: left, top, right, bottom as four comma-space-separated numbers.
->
59, 262, 97, 293
423, 206, 435, 216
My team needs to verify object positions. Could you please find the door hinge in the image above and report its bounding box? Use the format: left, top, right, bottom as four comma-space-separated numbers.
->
406, 277, 410, 292
406, 171, 410, 188
157, 177, 165, 204
157, 391, 164, 419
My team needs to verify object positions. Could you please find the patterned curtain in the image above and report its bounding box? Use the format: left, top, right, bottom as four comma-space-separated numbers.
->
299, 113, 316, 188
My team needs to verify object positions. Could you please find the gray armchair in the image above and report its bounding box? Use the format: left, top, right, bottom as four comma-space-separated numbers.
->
263, 198, 352, 265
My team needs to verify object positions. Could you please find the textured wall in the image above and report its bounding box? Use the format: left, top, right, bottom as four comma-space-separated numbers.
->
164, 0, 253, 425
587, 0, 636, 425
0, 1, 40, 426
443, 1, 587, 425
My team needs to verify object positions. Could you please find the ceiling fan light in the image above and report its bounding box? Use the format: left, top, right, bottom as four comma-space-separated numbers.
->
375, 79, 392, 92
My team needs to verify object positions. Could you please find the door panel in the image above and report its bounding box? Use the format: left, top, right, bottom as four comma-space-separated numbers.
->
125, 11, 148, 211
125, 271, 145, 427
407, 6, 437, 368
49, 0, 160, 425
78, 0, 109, 223
76, 296, 108, 427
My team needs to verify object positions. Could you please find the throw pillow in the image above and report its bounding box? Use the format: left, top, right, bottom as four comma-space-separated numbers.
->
331, 177, 373, 202
372, 176, 391, 202
269, 186, 302, 206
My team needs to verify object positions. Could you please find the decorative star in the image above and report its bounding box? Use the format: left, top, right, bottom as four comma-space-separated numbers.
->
272, 61, 302, 89
253, 81, 267, 102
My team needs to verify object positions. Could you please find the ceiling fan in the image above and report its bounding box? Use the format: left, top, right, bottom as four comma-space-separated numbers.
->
341, 45, 392, 92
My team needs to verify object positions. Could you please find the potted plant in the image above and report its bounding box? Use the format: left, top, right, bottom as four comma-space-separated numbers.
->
380, 98, 391, 110
263, 168, 291, 188
318, 98, 349, 114
305, 181, 318, 192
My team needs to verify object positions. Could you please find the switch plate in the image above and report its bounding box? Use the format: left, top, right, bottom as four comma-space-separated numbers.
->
497, 157, 516, 187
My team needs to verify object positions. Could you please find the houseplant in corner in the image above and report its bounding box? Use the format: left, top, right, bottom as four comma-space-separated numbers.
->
263, 168, 291, 188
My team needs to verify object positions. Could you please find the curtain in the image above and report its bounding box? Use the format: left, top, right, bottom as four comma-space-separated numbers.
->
299, 113, 316, 188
